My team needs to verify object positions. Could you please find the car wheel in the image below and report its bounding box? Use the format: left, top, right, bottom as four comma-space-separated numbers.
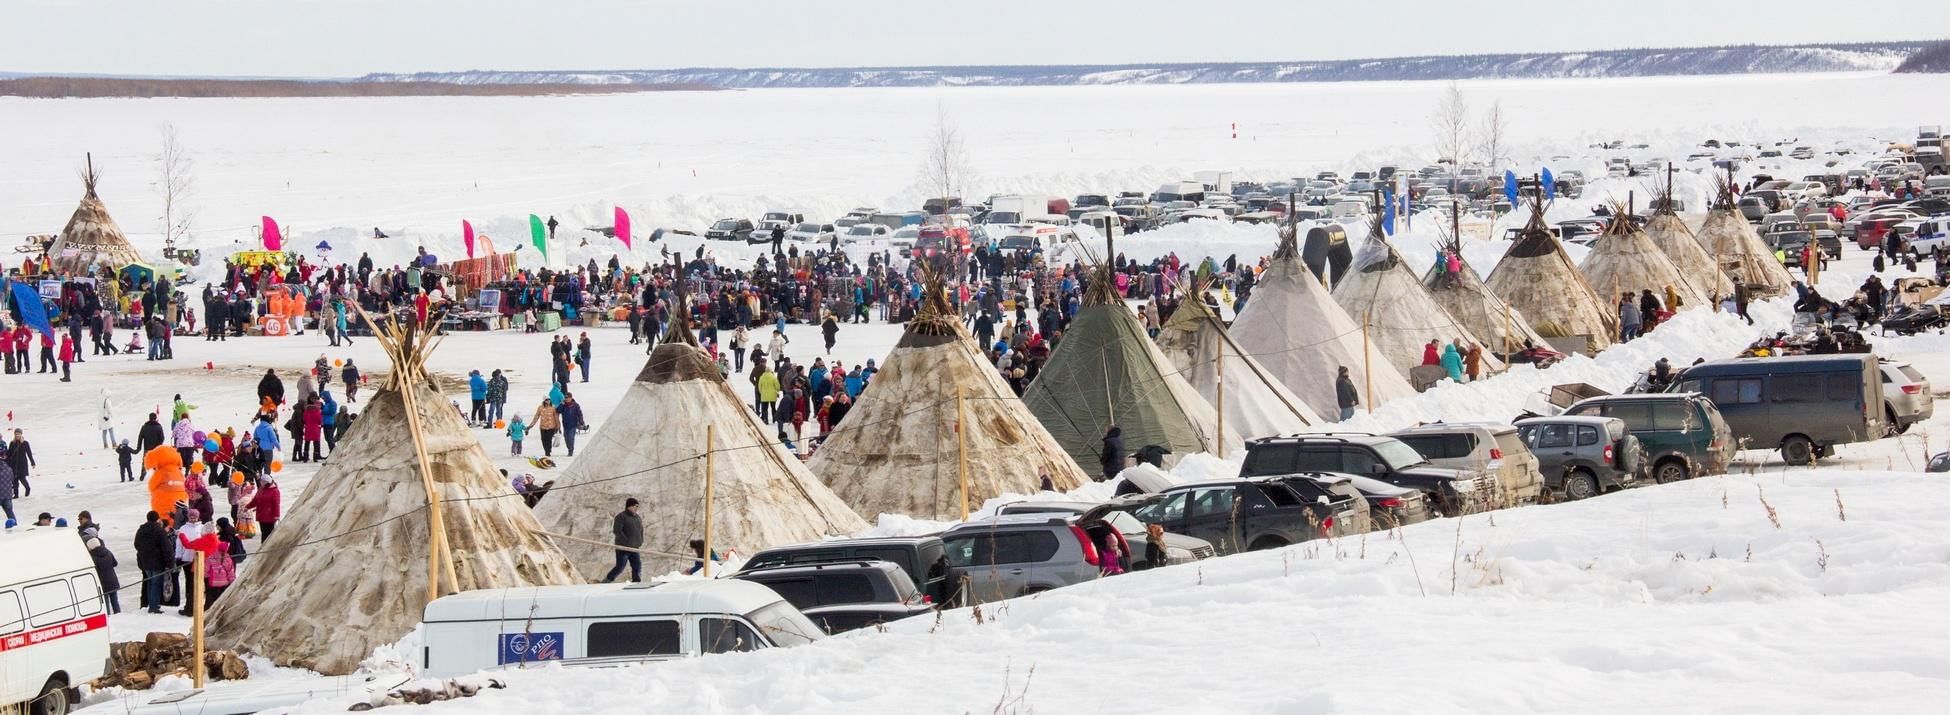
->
1563, 470, 1598, 500
1654, 459, 1690, 484
1884, 408, 1903, 437
1781, 435, 1815, 465
31, 676, 70, 715
1248, 536, 1288, 552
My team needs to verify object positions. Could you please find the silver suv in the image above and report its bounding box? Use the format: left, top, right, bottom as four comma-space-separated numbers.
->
942, 513, 1126, 606
1389, 422, 1543, 507
1881, 360, 1933, 435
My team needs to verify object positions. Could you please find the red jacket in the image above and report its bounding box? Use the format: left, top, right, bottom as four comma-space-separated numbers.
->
1422, 343, 1441, 366
57, 336, 74, 362
14, 327, 31, 351
250, 483, 282, 522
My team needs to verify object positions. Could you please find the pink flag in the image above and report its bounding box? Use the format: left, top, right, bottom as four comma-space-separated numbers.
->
614, 206, 632, 249
261, 216, 282, 251
463, 220, 476, 259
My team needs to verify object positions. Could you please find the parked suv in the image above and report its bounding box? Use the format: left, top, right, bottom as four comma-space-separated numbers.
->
1389, 422, 1543, 507
730, 561, 935, 634
1880, 360, 1933, 435
1242, 433, 1495, 516
1514, 417, 1642, 500
740, 536, 954, 606
705, 218, 755, 241
994, 499, 1217, 568
941, 513, 1129, 605
1109, 475, 1368, 557
1563, 393, 1733, 483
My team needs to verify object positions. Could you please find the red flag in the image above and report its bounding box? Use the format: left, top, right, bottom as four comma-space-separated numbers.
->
261, 216, 283, 251
463, 220, 476, 259
615, 206, 632, 249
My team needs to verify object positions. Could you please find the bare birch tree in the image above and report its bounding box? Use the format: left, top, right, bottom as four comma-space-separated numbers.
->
1477, 99, 1510, 172
155, 122, 195, 255
1429, 82, 1470, 167
921, 104, 970, 208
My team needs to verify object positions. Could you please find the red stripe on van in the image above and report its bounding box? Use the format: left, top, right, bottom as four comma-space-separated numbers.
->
0, 613, 108, 653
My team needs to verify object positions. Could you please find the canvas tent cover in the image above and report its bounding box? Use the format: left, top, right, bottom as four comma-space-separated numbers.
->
1333, 222, 1502, 375
1153, 292, 1318, 440
1230, 233, 1416, 418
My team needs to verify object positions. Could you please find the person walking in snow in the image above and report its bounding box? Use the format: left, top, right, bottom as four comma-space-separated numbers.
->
7, 430, 36, 498
1618, 293, 1643, 342
467, 369, 489, 426
821, 313, 839, 355
558, 394, 585, 457
487, 369, 509, 425
99, 388, 117, 448
342, 359, 361, 403
258, 369, 286, 409
576, 333, 592, 383
250, 476, 282, 544
57, 333, 75, 381
506, 414, 527, 455
299, 396, 323, 462
117, 439, 137, 482
0, 446, 15, 522
534, 400, 561, 457
1335, 366, 1360, 421
601, 498, 644, 583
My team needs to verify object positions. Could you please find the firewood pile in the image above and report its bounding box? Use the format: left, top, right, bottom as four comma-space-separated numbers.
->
93, 632, 249, 691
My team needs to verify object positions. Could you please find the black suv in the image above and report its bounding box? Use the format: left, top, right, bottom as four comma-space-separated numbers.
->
740, 536, 954, 605
1109, 475, 1369, 556
1242, 433, 1495, 516
730, 561, 935, 634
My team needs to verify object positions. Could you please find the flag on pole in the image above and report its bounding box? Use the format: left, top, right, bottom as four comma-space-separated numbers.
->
1541, 167, 1557, 198
261, 216, 283, 251
462, 220, 476, 259
1382, 189, 1397, 236
1503, 170, 1520, 207
614, 206, 632, 249
8, 282, 53, 339
528, 214, 548, 263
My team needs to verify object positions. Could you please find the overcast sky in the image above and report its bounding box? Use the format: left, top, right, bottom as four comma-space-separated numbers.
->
4, 0, 1946, 77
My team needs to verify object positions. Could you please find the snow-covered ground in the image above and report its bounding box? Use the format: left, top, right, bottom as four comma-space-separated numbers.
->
8, 74, 1950, 712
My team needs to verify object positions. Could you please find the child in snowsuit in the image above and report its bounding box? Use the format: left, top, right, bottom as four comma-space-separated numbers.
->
117, 440, 137, 482
506, 415, 527, 455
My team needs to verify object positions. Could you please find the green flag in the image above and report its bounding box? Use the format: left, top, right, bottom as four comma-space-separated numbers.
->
528, 214, 548, 262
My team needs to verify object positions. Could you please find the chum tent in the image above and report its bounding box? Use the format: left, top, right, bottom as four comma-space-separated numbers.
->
1230, 225, 1416, 418
47, 156, 144, 275
810, 264, 1088, 520
534, 300, 866, 576
1022, 248, 1235, 473
1644, 185, 1734, 304
1697, 176, 1792, 300
1333, 215, 1502, 375
1421, 217, 1546, 358
1153, 271, 1319, 440
207, 311, 582, 675
1485, 193, 1618, 353
1579, 201, 1707, 314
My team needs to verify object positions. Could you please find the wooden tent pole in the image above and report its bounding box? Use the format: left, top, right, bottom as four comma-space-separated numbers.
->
957, 385, 970, 521
1362, 312, 1374, 414
1214, 340, 1226, 459
702, 423, 716, 578
191, 551, 206, 689
397, 344, 458, 598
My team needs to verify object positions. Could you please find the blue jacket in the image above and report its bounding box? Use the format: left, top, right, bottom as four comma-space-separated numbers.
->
844, 372, 864, 399
468, 373, 488, 400
253, 421, 281, 451
1439, 345, 1464, 382
321, 392, 338, 426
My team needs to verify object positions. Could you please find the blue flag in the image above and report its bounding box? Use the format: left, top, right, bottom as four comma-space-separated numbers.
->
9, 281, 53, 339
1382, 189, 1397, 236
1541, 167, 1556, 198
1503, 169, 1520, 206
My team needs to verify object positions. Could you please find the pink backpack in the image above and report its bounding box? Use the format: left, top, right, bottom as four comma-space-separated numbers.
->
206, 548, 237, 588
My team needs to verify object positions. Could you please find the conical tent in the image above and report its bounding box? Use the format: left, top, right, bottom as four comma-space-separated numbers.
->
810, 266, 1088, 521
1421, 225, 1546, 358
207, 313, 582, 676
535, 305, 866, 577
1485, 194, 1618, 352
1023, 252, 1235, 472
1697, 178, 1791, 299
47, 157, 144, 275
1579, 202, 1707, 313
1333, 217, 1502, 375
1645, 212, 1734, 304
1231, 226, 1416, 418
1153, 272, 1319, 440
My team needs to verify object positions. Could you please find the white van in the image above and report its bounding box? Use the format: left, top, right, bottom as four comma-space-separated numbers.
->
2, 527, 112, 715
418, 580, 822, 678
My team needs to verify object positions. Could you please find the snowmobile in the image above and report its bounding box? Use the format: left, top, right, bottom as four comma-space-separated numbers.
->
1880, 304, 1946, 336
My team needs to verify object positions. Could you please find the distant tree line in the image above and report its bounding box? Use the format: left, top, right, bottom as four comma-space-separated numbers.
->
0, 77, 717, 99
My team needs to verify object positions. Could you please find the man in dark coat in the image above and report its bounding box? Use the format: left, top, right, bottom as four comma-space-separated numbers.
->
1099, 426, 1125, 482
258, 369, 285, 407
6, 430, 33, 498
1336, 366, 1361, 422
82, 527, 122, 613
134, 510, 174, 612
601, 498, 644, 583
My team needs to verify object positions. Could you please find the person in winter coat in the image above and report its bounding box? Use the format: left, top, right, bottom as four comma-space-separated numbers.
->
258, 369, 285, 408
300, 397, 323, 462
137, 412, 166, 476
1464, 342, 1484, 382
1144, 523, 1169, 570
1618, 293, 1643, 341
295, 373, 318, 406
467, 370, 489, 426
576, 333, 592, 382
171, 416, 199, 467
99, 388, 118, 448
820, 314, 839, 355
319, 391, 339, 456
534, 400, 561, 457
6, 430, 34, 498
172, 509, 207, 615
506, 414, 528, 455
755, 367, 781, 423
559, 394, 585, 457
134, 510, 173, 612
172, 394, 197, 423
342, 359, 361, 403
844, 367, 864, 399
81, 527, 122, 613
0, 446, 14, 522
1639, 289, 1663, 329
230, 477, 257, 537
1439, 343, 1464, 383
117, 439, 138, 482
1421, 339, 1441, 366
486, 369, 509, 424
251, 413, 282, 457
57, 333, 75, 381
602, 498, 645, 583
1099, 426, 1125, 481
1335, 366, 1360, 421
250, 476, 282, 544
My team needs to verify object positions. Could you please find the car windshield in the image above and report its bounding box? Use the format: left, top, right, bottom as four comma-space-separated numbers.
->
711, 219, 738, 230
1371, 440, 1430, 470
847, 226, 877, 236
794, 223, 820, 232
747, 600, 823, 648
